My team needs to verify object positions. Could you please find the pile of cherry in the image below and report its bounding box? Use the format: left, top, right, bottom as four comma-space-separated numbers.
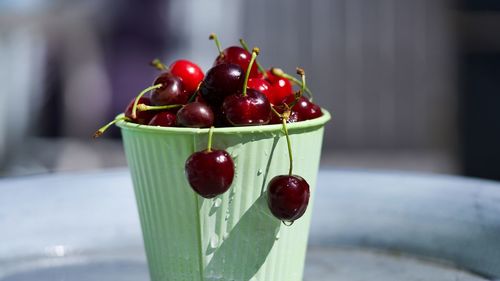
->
95, 34, 323, 224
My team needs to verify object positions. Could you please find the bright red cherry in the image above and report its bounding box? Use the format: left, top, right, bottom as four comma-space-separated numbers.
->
169, 60, 204, 94
124, 95, 156, 124
176, 102, 214, 128
185, 149, 234, 198
151, 72, 190, 106
247, 78, 271, 98
266, 70, 293, 105
267, 175, 310, 222
148, 111, 177, 127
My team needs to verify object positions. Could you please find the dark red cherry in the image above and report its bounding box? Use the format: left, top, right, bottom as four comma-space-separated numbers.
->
148, 111, 177, 127
222, 89, 271, 126
284, 95, 322, 121
185, 149, 234, 198
214, 46, 259, 78
151, 72, 189, 106
170, 60, 204, 93
269, 105, 299, 124
199, 63, 244, 106
265, 70, 293, 105
124, 95, 156, 124
176, 102, 214, 128
267, 175, 310, 221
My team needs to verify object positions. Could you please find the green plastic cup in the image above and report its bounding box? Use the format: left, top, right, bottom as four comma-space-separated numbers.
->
117, 110, 330, 281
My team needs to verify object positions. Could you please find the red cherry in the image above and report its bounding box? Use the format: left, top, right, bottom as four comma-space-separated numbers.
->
284, 96, 322, 121
222, 48, 271, 126
269, 105, 299, 124
169, 60, 204, 94
148, 111, 177, 127
185, 149, 234, 198
124, 95, 156, 124
223, 89, 271, 126
176, 102, 214, 128
267, 175, 310, 222
199, 63, 244, 107
151, 72, 190, 106
214, 46, 259, 78
247, 78, 271, 98
265, 70, 293, 104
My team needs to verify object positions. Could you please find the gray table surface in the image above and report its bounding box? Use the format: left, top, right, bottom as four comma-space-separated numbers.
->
1, 168, 499, 280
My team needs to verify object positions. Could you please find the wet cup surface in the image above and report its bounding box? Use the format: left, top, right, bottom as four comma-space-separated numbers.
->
117, 110, 330, 281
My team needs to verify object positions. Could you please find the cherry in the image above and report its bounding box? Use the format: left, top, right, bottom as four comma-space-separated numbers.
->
148, 111, 177, 127
267, 105, 310, 223
222, 48, 271, 126
269, 104, 299, 124
170, 59, 204, 93
223, 89, 271, 126
285, 96, 322, 121
125, 95, 156, 124
94, 85, 161, 138
267, 175, 310, 222
151, 72, 189, 106
199, 63, 244, 106
238, 38, 291, 104
210, 34, 259, 78
176, 102, 214, 128
270, 67, 315, 100
247, 78, 271, 98
266, 69, 293, 104
280, 68, 322, 121
185, 127, 234, 198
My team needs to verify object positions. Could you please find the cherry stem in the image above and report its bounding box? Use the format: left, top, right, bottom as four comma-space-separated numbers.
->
137, 104, 182, 112
242, 48, 259, 97
209, 33, 223, 56
93, 116, 130, 139
150, 59, 168, 71
132, 84, 163, 119
287, 91, 301, 109
239, 38, 268, 79
296, 67, 307, 96
270, 68, 313, 100
187, 91, 198, 103
282, 113, 293, 176
207, 126, 215, 152
187, 83, 202, 103
270, 106, 281, 119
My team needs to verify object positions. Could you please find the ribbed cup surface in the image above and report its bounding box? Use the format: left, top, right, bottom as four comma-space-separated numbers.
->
118, 111, 330, 281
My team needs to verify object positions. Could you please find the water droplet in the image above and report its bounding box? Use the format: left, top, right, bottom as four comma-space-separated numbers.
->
210, 234, 219, 248
223, 233, 229, 240
212, 198, 222, 208
228, 191, 235, 204
257, 169, 263, 176
264, 150, 269, 156
225, 210, 230, 221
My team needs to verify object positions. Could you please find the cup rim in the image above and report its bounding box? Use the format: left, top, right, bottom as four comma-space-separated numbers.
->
116, 109, 331, 135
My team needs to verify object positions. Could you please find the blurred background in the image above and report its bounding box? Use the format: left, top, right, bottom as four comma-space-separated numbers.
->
0, 0, 499, 180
